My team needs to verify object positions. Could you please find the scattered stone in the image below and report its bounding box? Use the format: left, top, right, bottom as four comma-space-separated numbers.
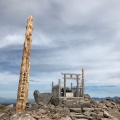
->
10, 113, 35, 120
103, 110, 111, 118
69, 108, 82, 113
6, 104, 14, 109
51, 97, 62, 106
0, 113, 5, 117
0, 94, 120, 120
116, 97, 120, 104
37, 109, 46, 114
82, 107, 93, 112
60, 116, 72, 120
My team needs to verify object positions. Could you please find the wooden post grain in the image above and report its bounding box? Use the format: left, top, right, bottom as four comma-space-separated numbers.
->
82, 68, 84, 97
16, 16, 33, 113
64, 74, 66, 97
58, 79, 61, 97
76, 75, 79, 97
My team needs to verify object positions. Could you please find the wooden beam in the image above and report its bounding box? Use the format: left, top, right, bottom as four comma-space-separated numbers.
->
64, 74, 66, 97
61, 73, 81, 75
71, 83, 72, 90
72, 86, 82, 89
59, 97, 84, 99
58, 79, 61, 97
76, 75, 79, 97
52, 82, 54, 94
62, 77, 80, 80
82, 68, 84, 97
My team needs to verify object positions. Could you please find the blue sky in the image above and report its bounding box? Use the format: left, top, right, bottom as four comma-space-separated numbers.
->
0, 0, 120, 99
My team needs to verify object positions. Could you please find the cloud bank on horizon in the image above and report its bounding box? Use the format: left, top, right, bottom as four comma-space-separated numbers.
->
0, 0, 120, 98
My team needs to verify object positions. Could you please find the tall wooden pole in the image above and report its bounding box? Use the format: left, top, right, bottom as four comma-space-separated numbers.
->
58, 79, 61, 97
76, 75, 79, 97
82, 68, 84, 97
16, 16, 34, 113
64, 74, 66, 97
71, 83, 72, 90
52, 82, 54, 95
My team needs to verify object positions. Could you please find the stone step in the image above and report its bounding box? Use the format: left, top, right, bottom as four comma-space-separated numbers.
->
70, 112, 95, 120
70, 112, 82, 115
70, 114, 87, 119
69, 108, 82, 113
75, 118, 89, 120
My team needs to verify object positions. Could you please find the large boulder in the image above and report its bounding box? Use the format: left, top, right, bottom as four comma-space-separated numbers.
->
62, 99, 91, 108
51, 97, 62, 106
84, 94, 91, 100
33, 90, 53, 104
33, 90, 40, 102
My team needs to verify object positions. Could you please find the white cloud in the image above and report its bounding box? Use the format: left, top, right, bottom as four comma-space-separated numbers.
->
0, 31, 54, 48
0, 0, 120, 98
0, 34, 24, 48
0, 71, 19, 84
32, 32, 54, 47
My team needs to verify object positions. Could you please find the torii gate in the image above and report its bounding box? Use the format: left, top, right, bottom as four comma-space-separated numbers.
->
61, 68, 84, 98
52, 68, 84, 98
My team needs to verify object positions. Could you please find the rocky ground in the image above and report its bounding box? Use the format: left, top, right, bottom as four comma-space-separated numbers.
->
0, 93, 120, 120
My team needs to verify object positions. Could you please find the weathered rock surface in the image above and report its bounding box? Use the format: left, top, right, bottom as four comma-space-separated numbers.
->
51, 97, 62, 106
10, 113, 35, 120
33, 90, 53, 104
116, 97, 120, 104
0, 94, 120, 120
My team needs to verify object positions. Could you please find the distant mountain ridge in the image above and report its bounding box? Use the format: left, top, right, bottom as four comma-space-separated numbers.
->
0, 97, 34, 104
0, 96, 119, 104
92, 96, 118, 101
0, 97, 16, 104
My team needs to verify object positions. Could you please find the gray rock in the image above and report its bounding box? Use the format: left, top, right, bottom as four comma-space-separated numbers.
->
103, 110, 118, 119
39, 93, 53, 104
84, 94, 91, 100
90, 112, 98, 118
33, 90, 53, 104
82, 107, 93, 112
75, 118, 88, 120
6, 104, 13, 109
63, 99, 91, 108
81, 102, 91, 108
106, 97, 113, 102
38, 102, 44, 106
116, 97, 120, 104
100, 118, 111, 120
96, 112, 103, 119
60, 116, 72, 120
83, 111, 91, 116
37, 109, 46, 114
10, 113, 35, 120
0, 113, 5, 117
103, 111, 111, 118
51, 97, 62, 106
33, 90, 40, 102
69, 108, 82, 113
70, 114, 87, 119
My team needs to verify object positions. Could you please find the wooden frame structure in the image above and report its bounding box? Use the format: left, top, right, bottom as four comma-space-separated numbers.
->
52, 68, 84, 98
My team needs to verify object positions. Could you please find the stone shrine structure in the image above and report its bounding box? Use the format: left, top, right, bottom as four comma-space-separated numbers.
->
52, 68, 84, 98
